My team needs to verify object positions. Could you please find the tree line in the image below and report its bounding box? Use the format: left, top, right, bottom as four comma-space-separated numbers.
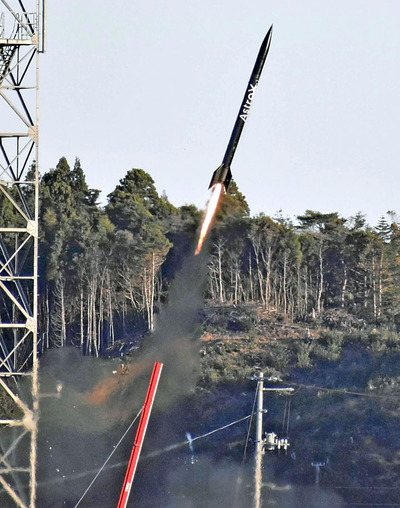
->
4, 157, 399, 355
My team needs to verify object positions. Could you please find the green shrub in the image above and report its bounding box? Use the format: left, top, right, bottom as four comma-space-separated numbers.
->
296, 341, 314, 368
313, 330, 344, 361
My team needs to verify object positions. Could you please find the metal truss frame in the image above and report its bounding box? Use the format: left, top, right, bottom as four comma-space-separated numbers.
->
0, 1, 45, 506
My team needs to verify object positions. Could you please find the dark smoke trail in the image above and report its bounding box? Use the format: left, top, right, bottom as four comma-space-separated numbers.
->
37, 250, 210, 506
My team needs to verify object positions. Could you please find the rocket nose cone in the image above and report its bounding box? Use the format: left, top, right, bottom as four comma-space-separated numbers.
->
264, 25, 273, 51
256, 25, 273, 65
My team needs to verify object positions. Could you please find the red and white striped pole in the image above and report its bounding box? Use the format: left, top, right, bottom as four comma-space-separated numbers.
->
116, 362, 163, 508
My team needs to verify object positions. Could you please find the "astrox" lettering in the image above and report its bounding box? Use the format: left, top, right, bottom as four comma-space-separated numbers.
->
240, 83, 257, 122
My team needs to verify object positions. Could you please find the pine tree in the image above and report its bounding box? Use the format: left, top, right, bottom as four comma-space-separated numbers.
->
106, 168, 172, 331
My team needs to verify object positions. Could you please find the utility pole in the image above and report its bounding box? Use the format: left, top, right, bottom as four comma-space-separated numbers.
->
253, 373, 294, 508
311, 462, 325, 485
254, 372, 264, 508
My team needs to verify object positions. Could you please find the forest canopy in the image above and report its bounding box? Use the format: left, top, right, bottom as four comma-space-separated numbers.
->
14, 157, 400, 355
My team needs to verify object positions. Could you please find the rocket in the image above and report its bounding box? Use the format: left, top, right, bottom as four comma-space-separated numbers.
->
208, 25, 273, 190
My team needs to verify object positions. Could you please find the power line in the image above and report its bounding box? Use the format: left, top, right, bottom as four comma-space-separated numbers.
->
74, 407, 142, 508
192, 415, 252, 443
345, 500, 400, 506
0, 412, 252, 497
335, 487, 400, 490
146, 414, 252, 459
280, 380, 400, 400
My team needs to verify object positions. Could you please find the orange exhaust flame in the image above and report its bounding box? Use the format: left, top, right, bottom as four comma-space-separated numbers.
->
195, 183, 223, 255
84, 361, 150, 406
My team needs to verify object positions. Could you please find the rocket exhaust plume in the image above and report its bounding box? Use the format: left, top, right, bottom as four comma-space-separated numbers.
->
195, 26, 273, 255
195, 183, 223, 255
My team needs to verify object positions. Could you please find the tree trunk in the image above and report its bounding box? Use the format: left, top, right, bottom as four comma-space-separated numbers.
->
45, 286, 50, 350
372, 253, 377, 320
283, 252, 287, 316
249, 253, 254, 302
304, 266, 308, 317
341, 260, 347, 308
378, 250, 384, 319
317, 243, 324, 314
265, 246, 272, 310
108, 285, 115, 346
86, 292, 91, 355
217, 243, 224, 303
92, 280, 98, 357
80, 286, 84, 351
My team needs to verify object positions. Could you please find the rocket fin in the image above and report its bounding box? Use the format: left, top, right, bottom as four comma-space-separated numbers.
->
208, 165, 232, 191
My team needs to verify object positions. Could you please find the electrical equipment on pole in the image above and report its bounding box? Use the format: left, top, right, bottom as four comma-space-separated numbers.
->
253, 373, 294, 508
311, 462, 326, 485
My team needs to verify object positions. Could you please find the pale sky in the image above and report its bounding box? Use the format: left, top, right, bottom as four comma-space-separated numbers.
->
40, 1, 400, 226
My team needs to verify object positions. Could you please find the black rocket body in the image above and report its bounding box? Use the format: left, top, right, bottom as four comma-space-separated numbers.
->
208, 25, 273, 190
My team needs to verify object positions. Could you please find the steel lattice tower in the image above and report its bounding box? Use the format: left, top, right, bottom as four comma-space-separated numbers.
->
0, 1, 45, 506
